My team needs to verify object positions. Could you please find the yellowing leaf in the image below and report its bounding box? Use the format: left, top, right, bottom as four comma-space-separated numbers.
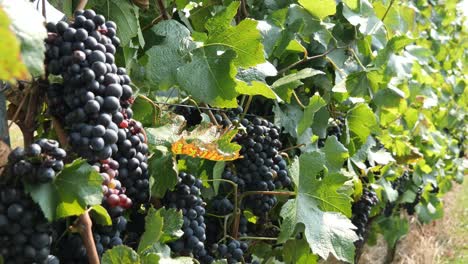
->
299, 0, 336, 20
0, 6, 29, 82
171, 125, 241, 161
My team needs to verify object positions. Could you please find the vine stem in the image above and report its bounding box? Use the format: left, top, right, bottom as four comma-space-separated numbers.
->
292, 91, 306, 109
277, 48, 336, 75
239, 236, 278, 241
75, 210, 99, 264
348, 48, 366, 70
156, 0, 170, 20
280, 144, 305, 153
241, 95, 253, 121
52, 117, 69, 148
381, 0, 396, 22
141, 15, 163, 31
75, 0, 88, 11
201, 103, 219, 126
8, 88, 29, 128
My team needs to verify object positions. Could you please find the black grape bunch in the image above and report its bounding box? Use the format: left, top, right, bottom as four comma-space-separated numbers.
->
210, 239, 248, 264
351, 188, 378, 242
391, 170, 411, 195
8, 139, 66, 184
44, 9, 131, 162
318, 116, 345, 147
225, 117, 291, 216
214, 106, 244, 127
0, 186, 59, 264
163, 172, 212, 263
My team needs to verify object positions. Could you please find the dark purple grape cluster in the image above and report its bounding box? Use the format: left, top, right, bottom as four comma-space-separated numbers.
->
8, 139, 66, 184
163, 173, 211, 263
0, 186, 58, 264
210, 239, 248, 264
391, 170, 411, 195
318, 116, 345, 147
45, 9, 132, 162
226, 117, 291, 215
351, 188, 378, 242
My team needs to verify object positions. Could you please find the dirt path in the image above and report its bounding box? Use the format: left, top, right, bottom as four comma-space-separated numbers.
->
359, 175, 468, 264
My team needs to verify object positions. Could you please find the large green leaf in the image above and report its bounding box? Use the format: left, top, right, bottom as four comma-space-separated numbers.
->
279, 152, 357, 262
138, 207, 184, 254
205, 2, 265, 67
272, 69, 324, 102
176, 46, 238, 107
101, 245, 140, 264
345, 70, 383, 98
1, 0, 47, 78
24, 159, 103, 221
0, 6, 29, 82
139, 20, 195, 91
297, 94, 326, 135
347, 104, 379, 145
283, 239, 318, 264
149, 147, 179, 198
298, 0, 336, 20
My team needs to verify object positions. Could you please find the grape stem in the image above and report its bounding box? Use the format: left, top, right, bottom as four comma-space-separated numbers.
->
137, 94, 161, 126
52, 117, 69, 148
280, 144, 305, 153
240, 95, 253, 121
75, 0, 88, 12
277, 47, 337, 75
239, 236, 278, 241
8, 88, 30, 128
202, 103, 219, 126
74, 209, 100, 264
156, 0, 170, 20
292, 91, 306, 109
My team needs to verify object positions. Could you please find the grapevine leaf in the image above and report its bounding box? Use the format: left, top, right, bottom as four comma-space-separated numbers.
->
1, 0, 47, 78
101, 245, 140, 264
132, 96, 156, 127
322, 136, 350, 173
91, 0, 141, 47
90, 204, 112, 226
272, 69, 324, 102
375, 36, 413, 67
347, 104, 379, 146
298, 0, 336, 20
138, 20, 195, 91
279, 153, 357, 262
297, 94, 327, 135
213, 161, 226, 195
138, 207, 184, 253
149, 147, 178, 198
343, 0, 359, 11
374, 216, 409, 248
0, 6, 29, 82
176, 46, 238, 108
205, 1, 239, 36
205, 2, 265, 67
24, 159, 103, 221
235, 80, 278, 100
342, 0, 385, 36
146, 112, 186, 148
283, 239, 318, 264
236, 62, 278, 83
171, 124, 241, 161
345, 70, 382, 98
